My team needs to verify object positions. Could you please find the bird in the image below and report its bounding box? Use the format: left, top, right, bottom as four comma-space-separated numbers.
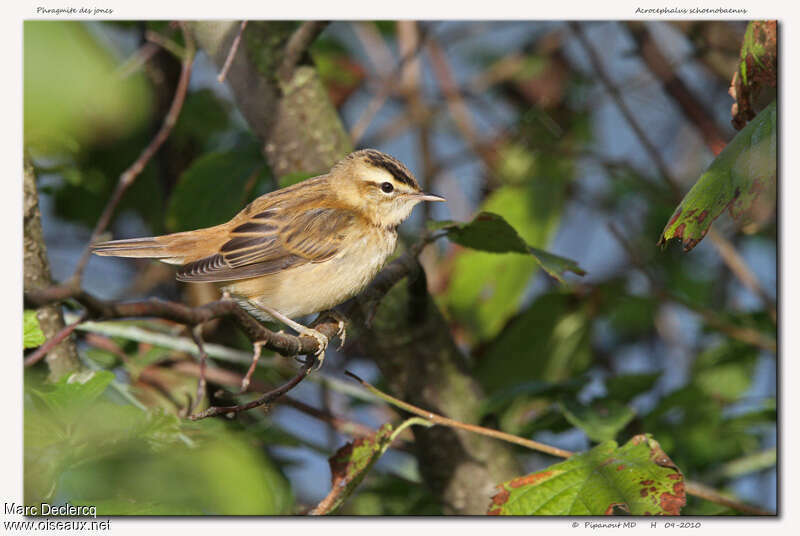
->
91, 148, 445, 368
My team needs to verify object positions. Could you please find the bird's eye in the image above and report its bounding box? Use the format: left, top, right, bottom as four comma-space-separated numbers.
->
380, 182, 394, 193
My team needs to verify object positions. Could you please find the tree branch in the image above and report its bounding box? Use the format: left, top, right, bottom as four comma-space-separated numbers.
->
571, 22, 776, 325
24, 314, 86, 368
189, 361, 313, 420
626, 22, 729, 156
623, 22, 776, 322
24, 288, 344, 358
23, 160, 81, 379
277, 21, 329, 82
69, 22, 196, 286
171, 360, 386, 442
349, 22, 435, 144
217, 20, 247, 83
344, 371, 573, 459
607, 223, 776, 352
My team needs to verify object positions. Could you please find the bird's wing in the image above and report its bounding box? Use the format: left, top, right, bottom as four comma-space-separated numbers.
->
175, 205, 357, 282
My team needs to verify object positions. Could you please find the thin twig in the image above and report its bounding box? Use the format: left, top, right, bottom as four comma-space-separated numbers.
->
172, 360, 383, 441
623, 23, 776, 322
115, 41, 161, 79
344, 370, 774, 515
349, 22, 435, 144
571, 21, 776, 324
70, 23, 196, 286
278, 21, 330, 82
607, 223, 776, 352
684, 481, 773, 516
24, 314, 87, 367
397, 21, 435, 223
217, 20, 247, 83
350, 22, 396, 80
344, 370, 573, 459
569, 22, 680, 197
625, 22, 728, 156
145, 29, 186, 60
427, 38, 494, 166
189, 361, 314, 420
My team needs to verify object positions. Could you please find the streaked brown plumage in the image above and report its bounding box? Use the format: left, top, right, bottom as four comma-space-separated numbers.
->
92, 149, 445, 361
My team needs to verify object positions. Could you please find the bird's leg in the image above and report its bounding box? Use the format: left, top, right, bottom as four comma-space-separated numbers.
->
239, 340, 265, 393
319, 309, 347, 350
254, 303, 328, 369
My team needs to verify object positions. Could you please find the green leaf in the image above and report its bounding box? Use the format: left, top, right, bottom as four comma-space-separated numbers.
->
166, 145, 268, 232
73, 499, 201, 516
488, 434, 685, 515
605, 373, 662, 403
434, 212, 585, 283
476, 293, 592, 391
56, 434, 293, 515
339, 473, 442, 515
605, 293, 659, 340
479, 378, 587, 418
171, 89, 231, 151
25, 370, 292, 513
442, 181, 570, 341
658, 100, 776, 251
30, 370, 115, 414
24, 21, 151, 154
738, 21, 776, 86
313, 418, 430, 515
24, 310, 45, 349
559, 398, 636, 443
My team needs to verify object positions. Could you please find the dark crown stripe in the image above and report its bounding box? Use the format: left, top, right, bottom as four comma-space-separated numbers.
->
362, 149, 419, 189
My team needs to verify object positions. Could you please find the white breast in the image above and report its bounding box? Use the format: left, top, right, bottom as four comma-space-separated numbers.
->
225, 228, 397, 321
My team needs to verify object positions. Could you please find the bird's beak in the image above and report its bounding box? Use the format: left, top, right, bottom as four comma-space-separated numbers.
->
414, 192, 446, 202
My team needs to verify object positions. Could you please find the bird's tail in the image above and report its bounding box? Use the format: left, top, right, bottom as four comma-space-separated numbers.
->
91, 230, 212, 266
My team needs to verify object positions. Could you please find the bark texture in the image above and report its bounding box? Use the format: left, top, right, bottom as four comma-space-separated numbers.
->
23, 161, 81, 380
189, 21, 351, 177
189, 21, 518, 514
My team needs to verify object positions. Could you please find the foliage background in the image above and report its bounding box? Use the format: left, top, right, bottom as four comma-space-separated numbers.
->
22, 20, 776, 515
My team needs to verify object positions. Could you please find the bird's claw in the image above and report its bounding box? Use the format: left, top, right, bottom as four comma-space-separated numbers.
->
295, 329, 328, 370
321, 310, 348, 350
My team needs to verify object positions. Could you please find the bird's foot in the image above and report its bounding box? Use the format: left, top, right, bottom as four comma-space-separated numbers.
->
320, 310, 347, 350
297, 327, 328, 370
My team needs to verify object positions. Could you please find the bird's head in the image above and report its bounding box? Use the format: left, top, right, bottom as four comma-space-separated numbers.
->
331, 149, 445, 229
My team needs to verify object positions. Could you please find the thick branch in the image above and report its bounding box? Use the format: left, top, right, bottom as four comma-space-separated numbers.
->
190, 21, 350, 177
24, 289, 342, 358
278, 21, 330, 82
23, 160, 81, 380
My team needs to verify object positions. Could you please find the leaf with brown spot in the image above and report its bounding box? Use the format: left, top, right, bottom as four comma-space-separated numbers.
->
310, 418, 428, 515
730, 21, 777, 130
486, 434, 685, 515
658, 100, 775, 252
